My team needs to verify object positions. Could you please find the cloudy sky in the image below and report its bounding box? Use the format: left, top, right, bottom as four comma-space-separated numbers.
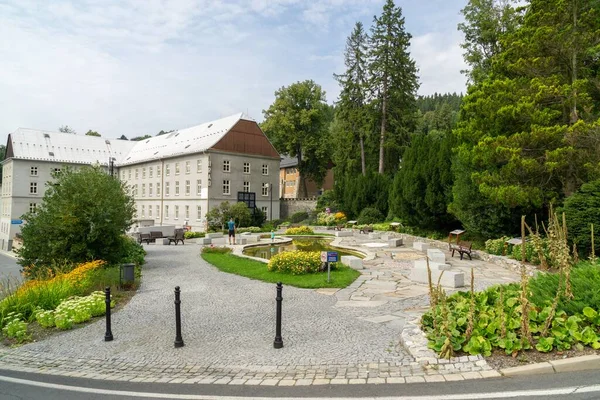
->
0, 0, 468, 144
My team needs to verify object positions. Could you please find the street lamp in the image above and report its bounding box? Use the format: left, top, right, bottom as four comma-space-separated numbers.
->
266, 183, 273, 220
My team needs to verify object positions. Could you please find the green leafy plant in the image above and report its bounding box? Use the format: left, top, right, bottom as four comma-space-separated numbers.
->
284, 226, 314, 235
201, 246, 232, 254
184, 231, 205, 239
357, 207, 384, 225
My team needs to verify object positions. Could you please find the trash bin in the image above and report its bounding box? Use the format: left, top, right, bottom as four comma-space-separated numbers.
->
121, 263, 135, 288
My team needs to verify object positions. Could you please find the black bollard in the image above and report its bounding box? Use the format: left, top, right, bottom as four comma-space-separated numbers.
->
273, 282, 283, 349
104, 286, 113, 342
174, 286, 185, 348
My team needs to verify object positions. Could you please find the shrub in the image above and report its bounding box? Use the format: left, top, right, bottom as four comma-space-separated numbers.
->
268, 251, 326, 274
357, 208, 384, 225
316, 212, 336, 226
290, 211, 309, 223
35, 309, 56, 328
372, 222, 393, 231
184, 231, 205, 239
485, 237, 509, 255
334, 212, 347, 224
284, 226, 314, 235
563, 179, 600, 257
237, 227, 262, 234
118, 235, 146, 266
201, 246, 232, 254
316, 189, 337, 212
17, 166, 136, 269
2, 312, 29, 342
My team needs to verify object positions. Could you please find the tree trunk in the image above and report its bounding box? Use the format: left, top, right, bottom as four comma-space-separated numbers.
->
297, 146, 308, 198
360, 134, 366, 176
570, 2, 579, 124
379, 77, 388, 174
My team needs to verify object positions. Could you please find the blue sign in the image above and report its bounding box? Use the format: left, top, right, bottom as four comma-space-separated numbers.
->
11, 219, 23, 225
327, 251, 338, 263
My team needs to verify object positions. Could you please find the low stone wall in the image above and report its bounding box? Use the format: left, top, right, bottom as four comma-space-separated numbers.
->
279, 198, 317, 219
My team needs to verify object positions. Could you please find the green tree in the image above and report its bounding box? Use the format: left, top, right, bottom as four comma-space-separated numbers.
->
85, 130, 101, 137
17, 166, 136, 268
118, 135, 128, 140
156, 130, 173, 136
130, 135, 152, 141
58, 125, 76, 134
450, 0, 600, 236
334, 21, 370, 175
262, 80, 330, 197
563, 179, 600, 256
229, 202, 252, 228
458, 0, 522, 84
368, 0, 419, 174
206, 201, 254, 230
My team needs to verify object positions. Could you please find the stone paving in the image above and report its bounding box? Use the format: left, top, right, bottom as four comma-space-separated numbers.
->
0, 230, 518, 385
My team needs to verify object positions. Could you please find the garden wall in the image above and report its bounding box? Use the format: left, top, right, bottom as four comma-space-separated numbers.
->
280, 198, 317, 219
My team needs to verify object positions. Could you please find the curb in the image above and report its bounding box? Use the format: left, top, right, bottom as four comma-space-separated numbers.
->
500, 354, 600, 376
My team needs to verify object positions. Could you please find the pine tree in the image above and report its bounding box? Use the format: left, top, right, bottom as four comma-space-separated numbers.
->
334, 22, 370, 175
368, 0, 419, 174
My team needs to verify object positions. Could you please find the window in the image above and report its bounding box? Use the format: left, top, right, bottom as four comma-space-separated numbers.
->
243, 181, 250, 192
262, 164, 268, 175
149, 166, 153, 178
30, 182, 37, 194
121, 171, 125, 180
165, 182, 170, 196
243, 162, 250, 174
223, 160, 230, 172
185, 180, 190, 195
261, 206, 268, 218
142, 184, 146, 197
156, 205, 160, 219
156, 182, 161, 196
165, 164, 170, 176
157, 165, 161, 176
197, 205, 202, 220
197, 159, 202, 173
175, 205, 179, 219
185, 205, 190, 219
30, 166, 38, 176
149, 183, 153, 197
261, 183, 269, 196
128, 170, 131, 179
29, 203, 37, 213
175, 181, 180, 195
185, 161, 190, 174
148, 206, 152, 217
175, 162, 180, 175
223, 180, 230, 195
53, 168, 61, 174
141, 205, 145, 217
135, 169, 139, 179
142, 167, 146, 179
165, 205, 169, 218
196, 179, 202, 195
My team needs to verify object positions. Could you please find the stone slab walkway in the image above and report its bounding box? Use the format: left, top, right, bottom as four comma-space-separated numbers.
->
0, 230, 519, 385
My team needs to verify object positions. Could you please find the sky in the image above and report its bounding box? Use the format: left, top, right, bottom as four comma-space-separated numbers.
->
0, 0, 469, 144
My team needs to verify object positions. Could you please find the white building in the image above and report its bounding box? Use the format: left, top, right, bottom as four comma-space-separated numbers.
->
1, 113, 280, 250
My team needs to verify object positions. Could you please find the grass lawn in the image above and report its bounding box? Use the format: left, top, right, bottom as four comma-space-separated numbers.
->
201, 252, 360, 289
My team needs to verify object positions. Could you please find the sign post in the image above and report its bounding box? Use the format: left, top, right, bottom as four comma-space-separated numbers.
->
321, 251, 338, 283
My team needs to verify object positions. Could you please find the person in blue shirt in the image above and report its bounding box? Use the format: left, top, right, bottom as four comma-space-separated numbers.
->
227, 217, 236, 245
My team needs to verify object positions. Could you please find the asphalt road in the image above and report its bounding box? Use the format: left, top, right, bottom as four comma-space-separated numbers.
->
1, 369, 600, 400
0, 251, 21, 284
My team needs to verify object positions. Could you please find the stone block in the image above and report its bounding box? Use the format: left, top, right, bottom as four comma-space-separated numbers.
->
368, 232, 381, 239
200, 238, 212, 245
335, 231, 353, 237
410, 267, 464, 288
207, 232, 224, 238
237, 238, 247, 245
500, 363, 554, 377
341, 255, 363, 270
212, 237, 226, 245
156, 238, 170, 245
549, 355, 600, 373
413, 241, 430, 251
244, 235, 259, 243
388, 238, 403, 247
427, 249, 446, 263
381, 234, 392, 241
414, 259, 451, 271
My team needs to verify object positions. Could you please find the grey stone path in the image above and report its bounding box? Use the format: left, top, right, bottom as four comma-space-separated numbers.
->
0, 231, 518, 385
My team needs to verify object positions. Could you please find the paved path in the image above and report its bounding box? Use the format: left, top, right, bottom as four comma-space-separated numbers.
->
0, 231, 520, 385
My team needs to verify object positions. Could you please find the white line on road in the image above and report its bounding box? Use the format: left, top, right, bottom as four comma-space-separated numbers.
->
0, 374, 598, 400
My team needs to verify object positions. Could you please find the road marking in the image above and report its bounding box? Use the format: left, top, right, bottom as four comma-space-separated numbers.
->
0, 374, 599, 399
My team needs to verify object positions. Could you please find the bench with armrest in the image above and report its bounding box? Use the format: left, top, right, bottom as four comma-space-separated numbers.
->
168, 229, 185, 245
334, 224, 345, 231
139, 233, 152, 244
359, 225, 373, 234
450, 241, 473, 260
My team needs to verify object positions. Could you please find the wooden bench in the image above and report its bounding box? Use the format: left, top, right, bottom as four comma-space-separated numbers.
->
168, 229, 185, 245
334, 224, 344, 231
139, 233, 152, 244
359, 225, 373, 234
450, 241, 473, 260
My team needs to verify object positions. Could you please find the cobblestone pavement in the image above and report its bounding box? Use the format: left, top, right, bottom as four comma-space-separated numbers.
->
0, 231, 518, 385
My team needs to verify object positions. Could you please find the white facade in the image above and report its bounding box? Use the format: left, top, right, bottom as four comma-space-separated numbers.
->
1, 113, 280, 250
